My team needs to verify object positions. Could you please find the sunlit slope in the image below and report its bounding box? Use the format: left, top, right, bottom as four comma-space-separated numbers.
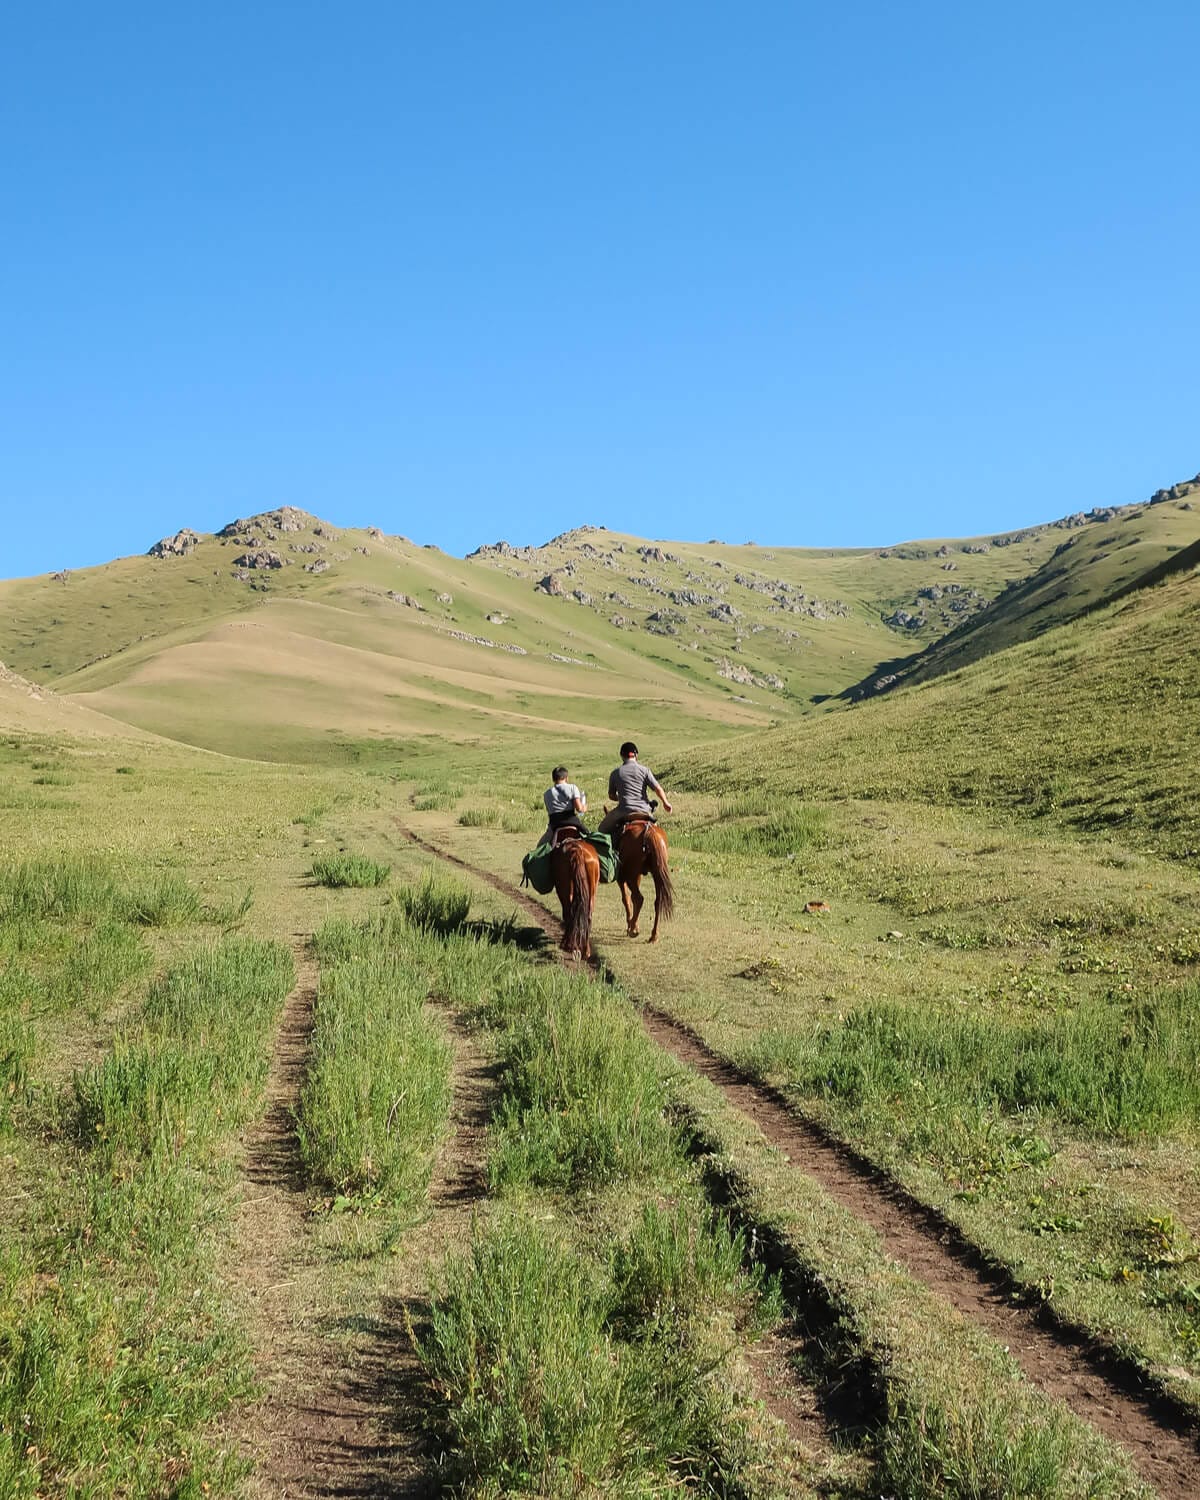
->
0, 498, 1174, 760
65, 595, 773, 762
0, 661, 154, 741
852, 493, 1199, 696
465, 519, 1070, 706
669, 560, 1200, 859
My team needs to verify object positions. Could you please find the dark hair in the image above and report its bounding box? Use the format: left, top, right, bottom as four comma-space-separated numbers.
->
552, 765, 569, 781
620, 741, 638, 758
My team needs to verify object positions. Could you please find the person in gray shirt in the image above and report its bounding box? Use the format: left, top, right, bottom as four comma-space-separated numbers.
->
541, 766, 588, 844
597, 742, 673, 836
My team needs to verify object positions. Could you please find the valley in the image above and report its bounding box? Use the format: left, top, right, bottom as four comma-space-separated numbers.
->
0, 477, 1197, 1498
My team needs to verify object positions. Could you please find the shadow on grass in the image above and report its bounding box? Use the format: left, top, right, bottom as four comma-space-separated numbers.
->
292, 1300, 443, 1497
463, 916, 549, 953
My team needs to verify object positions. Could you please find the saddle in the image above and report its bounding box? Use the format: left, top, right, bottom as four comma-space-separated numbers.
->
548, 824, 587, 850
615, 800, 658, 838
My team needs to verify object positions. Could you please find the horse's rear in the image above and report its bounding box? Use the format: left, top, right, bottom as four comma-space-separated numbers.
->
552, 837, 601, 958
617, 821, 674, 943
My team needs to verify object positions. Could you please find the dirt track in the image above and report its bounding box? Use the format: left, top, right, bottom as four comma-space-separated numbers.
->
229, 940, 495, 1496
396, 820, 1200, 1500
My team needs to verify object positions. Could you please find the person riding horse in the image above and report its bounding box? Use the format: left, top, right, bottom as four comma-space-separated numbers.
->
541, 766, 589, 846
596, 743, 673, 837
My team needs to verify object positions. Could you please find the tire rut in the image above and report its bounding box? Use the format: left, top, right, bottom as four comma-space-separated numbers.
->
229, 938, 433, 1497
395, 821, 1200, 1499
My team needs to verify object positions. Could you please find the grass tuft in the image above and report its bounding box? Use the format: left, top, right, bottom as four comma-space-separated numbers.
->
310, 852, 391, 888
394, 874, 471, 934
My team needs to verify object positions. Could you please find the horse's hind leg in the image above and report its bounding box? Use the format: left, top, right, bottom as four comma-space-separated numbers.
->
648, 878, 661, 943
619, 879, 636, 937
629, 877, 644, 938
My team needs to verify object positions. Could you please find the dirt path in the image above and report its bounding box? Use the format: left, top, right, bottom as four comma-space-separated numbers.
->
229, 939, 491, 1498
395, 821, 1200, 1500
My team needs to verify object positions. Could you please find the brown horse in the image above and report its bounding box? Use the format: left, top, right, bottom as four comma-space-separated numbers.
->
616, 820, 674, 942
551, 831, 601, 959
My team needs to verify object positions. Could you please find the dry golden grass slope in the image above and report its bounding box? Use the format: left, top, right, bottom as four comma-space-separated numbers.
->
0, 659, 154, 741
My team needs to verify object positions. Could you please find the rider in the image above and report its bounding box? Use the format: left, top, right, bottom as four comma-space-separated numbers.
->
597, 742, 673, 837
541, 766, 589, 845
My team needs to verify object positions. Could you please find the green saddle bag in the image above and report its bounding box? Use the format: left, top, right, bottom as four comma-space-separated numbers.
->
521, 832, 617, 894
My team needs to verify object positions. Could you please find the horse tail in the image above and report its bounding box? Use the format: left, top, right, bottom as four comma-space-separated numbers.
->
563, 843, 595, 953
644, 828, 674, 923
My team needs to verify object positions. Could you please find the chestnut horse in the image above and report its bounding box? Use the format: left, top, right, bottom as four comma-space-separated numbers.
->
551, 832, 601, 959
616, 819, 674, 942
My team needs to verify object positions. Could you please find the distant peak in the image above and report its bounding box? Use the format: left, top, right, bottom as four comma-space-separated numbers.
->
218, 505, 316, 538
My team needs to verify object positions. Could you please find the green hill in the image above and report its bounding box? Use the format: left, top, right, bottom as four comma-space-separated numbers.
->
669, 551, 1200, 859
1, 485, 1194, 768
845, 483, 1199, 698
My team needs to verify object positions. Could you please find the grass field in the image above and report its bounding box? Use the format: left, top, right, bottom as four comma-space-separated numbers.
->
0, 489, 1197, 1496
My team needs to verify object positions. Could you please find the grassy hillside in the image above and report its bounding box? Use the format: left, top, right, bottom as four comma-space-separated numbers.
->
849, 490, 1199, 697
669, 556, 1200, 860
0, 660, 154, 742
0, 502, 1112, 760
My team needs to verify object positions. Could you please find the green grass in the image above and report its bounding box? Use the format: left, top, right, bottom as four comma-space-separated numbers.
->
678, 1077, 1144, 1500
672, 566, 1200, 860
743, 980, 1200, 1145
393, 873, 472, 934
421, 1215, 783, 1499
0, 857, 208, 928
2, 922, 293, 1498
74, 938, 295, 1159
310, 851, 391, 888
297, 941, 452, 1206
490, 979, 678, 1192
676, 802, 828, 858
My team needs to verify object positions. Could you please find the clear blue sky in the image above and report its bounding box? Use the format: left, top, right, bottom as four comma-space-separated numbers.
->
3, 2, 1197, 579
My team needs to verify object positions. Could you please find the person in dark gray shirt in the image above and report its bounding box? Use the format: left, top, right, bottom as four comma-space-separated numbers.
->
597, 742, 673, 836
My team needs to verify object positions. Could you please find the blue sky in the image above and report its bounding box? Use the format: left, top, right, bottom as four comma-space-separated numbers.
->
2, 2, 1197, 578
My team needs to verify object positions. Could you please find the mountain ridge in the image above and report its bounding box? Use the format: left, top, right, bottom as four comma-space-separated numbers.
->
1, 473, 1194, 761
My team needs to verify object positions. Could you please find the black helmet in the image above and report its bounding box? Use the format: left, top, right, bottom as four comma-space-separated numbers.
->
620, 741, 638, 758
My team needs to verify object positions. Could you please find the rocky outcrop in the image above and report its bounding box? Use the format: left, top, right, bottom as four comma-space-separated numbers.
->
234, 549, 286, 570
468, 539, 535, 561
885, 608, 925, 630
444, 629, 527, 655
304, 558, 330, 574
435, 591, 453, 605
715, 658, 785, 691
1149, 473, 1200, 504
148, 528, 200, 558
709, 602, 743, 622
536, 573, 567, 596
387, 591, 423, 609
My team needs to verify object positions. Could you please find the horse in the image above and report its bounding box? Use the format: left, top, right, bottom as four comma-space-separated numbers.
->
615, 817, 674, 943
550, 828, 601, 959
